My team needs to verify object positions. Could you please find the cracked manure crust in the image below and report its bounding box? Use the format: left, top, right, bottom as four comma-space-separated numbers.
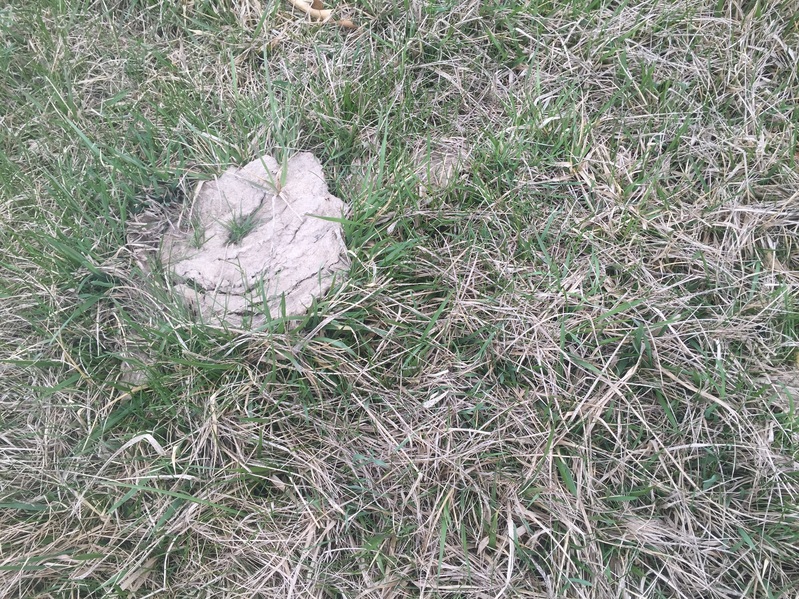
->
161, 153, 349, 327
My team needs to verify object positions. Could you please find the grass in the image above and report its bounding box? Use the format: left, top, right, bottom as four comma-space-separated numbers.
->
225, 209, 261, 246
1, 0, 798, 597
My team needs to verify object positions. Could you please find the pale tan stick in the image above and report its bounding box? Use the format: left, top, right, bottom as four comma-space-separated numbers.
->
287, 0, 332, 21
287, 0, 357, 28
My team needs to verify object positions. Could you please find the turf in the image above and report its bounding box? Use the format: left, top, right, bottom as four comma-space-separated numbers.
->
1, 0, 798, 597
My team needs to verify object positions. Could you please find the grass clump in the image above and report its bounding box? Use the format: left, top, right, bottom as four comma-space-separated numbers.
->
1, 0, 798, 597
224, 209, 261, 246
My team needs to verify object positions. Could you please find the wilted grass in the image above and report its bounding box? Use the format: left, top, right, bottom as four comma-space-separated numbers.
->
1, 0, 798, 597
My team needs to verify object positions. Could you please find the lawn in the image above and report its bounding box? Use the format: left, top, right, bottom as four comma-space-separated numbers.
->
1, 0, 798, 597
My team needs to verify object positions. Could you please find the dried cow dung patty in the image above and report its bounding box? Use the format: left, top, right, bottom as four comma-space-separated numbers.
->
160, 153, 349, 328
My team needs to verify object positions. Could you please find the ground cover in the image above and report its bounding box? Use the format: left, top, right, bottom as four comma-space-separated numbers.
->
1, 0, 798, 596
